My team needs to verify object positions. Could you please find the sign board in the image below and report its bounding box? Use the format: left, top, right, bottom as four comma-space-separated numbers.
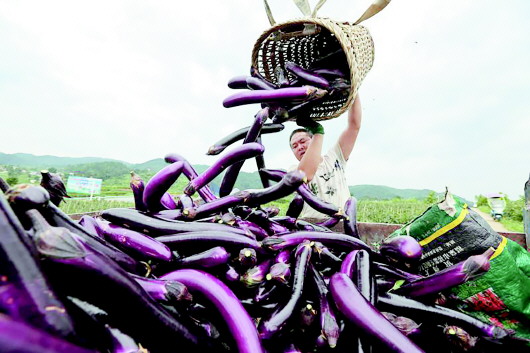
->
66, 176, 102, 195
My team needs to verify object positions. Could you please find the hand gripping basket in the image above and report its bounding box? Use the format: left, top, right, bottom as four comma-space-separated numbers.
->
251, 0, 390, 121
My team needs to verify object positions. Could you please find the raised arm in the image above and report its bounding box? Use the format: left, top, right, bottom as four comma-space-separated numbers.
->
338, 94, 362, 161
297, 133, 323, 182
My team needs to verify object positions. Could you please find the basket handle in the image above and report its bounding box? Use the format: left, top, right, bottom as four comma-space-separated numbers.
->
263, 0, 391, 26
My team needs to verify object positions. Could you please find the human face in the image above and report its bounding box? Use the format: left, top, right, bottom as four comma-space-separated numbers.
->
290, 132, 312, 161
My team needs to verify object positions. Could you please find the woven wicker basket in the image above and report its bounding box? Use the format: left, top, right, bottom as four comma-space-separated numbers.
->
251, 17, 375, 121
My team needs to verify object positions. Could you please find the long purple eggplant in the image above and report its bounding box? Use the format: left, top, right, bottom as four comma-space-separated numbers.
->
164, 153, 217, 202
310, 264, 340, 348
373, 261, 424, 282
143, 161, 183, 212
219, 108, 270, 197
129, 171, 147, 212
236, 219, 269, 240
130, 273, 193, 304
377, 292, 510, 340
255, 146, 271, 188
38, 229, 210, 352
100, 223, 173, 262
207, 124, 284, 156
77, 215, 105, 239
0, 313, 95, 353
297, 183, 341, 216
0, 201, 76, 339
258, 241, 312, 339
228, 74, 251, 89
343, 196, 360, 238
241, 259, 273, 287
285, 61, 331, 89
222, 86, 327, 108
330, 272, 425, 353
0, 176, 10, 193
184, 142, 264, 196
43, 203, 141, 273
379, 235, 423, 270
160, 269, 265, 353
156, 230, 263, 253
5, 183, 50, 213
242, 170, 306, 207
191, 191, 249, 221
286, 193, 304, 219
100, 207, 248, 236
175, 246, 230, 268
340, 249, 375, 304
258, 168, 286, 183
261, 231, 372, 253
394, 248, 493, 298
246, 76, 276, 90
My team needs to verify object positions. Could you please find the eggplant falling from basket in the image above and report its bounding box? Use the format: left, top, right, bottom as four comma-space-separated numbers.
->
244, 0, 391, 121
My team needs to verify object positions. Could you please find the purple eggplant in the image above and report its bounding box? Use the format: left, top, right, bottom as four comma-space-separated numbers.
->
0, 176, 10, 193
164, 153, 217, 202
100, 223, 173, 262
160, 269, 265, 353
377, 292, 510, 340
228, 74, 251, 89
379, 235, 423, 270
207, 123, 284, 156
237, 247, 258, 268
236, 219, 269, 240
286, 194, 304, 219
100, 207, 248, 236
5, 183, 50, 212
313, 241, 342, 263
77, 215, 105, 239
266, 262, 291, 284
0, 313, 96, 353
258, 168, 287, 183
189, 191, 249, 220
330, 272, 425, 353
258, 241, 312, 339
297, 183, 341, 216
373, 261, 424, 282
38, 229, 209, 352
143, 161, 184, 212
295, 219, 333, 232
343, 196, 360, 238
443, 325, 478, 351
310, 264, 340, 348
275, 249, 291, 264
43, 203, 141, 273
317, 214, 342, 229
312, 68, 346, 79
285, 61, 331, 89
219, 108, 270, 197
255, 138, 271, 188
381, 312, 422, 337
241, 259, 273, 287
243, 170, 306, 207
222, 86, 327, 108
156, 230, 263, 252
261, 231, 372, 253
105, 325, 146, 353
246, 208, 290, 236
246, 76, 276, 90
185, 142, 265, 196
394, 248, 493, 298
129, 171, 147, 212
0, 203, 76, 339
130, 273, 193, 304
175, 246, 230, 268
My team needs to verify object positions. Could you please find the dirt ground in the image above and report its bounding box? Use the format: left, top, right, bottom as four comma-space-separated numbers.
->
471, 207, 510, 232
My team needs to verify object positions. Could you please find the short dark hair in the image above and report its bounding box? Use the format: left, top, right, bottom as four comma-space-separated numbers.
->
289, 128, 312, 147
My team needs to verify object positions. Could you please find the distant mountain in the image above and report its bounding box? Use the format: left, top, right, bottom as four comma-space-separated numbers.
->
349, 184, 440, 200
0, 152, 121, 167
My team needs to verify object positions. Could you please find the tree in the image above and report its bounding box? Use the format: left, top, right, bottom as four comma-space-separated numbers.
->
425, 191, 437, 204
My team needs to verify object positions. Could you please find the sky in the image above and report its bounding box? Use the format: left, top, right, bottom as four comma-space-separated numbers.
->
1, 0, 529, 201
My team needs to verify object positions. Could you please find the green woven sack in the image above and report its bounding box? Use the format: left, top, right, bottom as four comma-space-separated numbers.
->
388, 190, 530, 341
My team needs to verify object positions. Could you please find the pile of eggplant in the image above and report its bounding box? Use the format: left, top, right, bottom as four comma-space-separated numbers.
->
1, 63, 528, 353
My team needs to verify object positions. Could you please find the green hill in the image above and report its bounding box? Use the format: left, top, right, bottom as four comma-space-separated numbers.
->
349, 184, 439, 200
0, 152, 120, 167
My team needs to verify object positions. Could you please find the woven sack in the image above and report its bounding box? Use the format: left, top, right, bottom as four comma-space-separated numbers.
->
250, 0, 389, 120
